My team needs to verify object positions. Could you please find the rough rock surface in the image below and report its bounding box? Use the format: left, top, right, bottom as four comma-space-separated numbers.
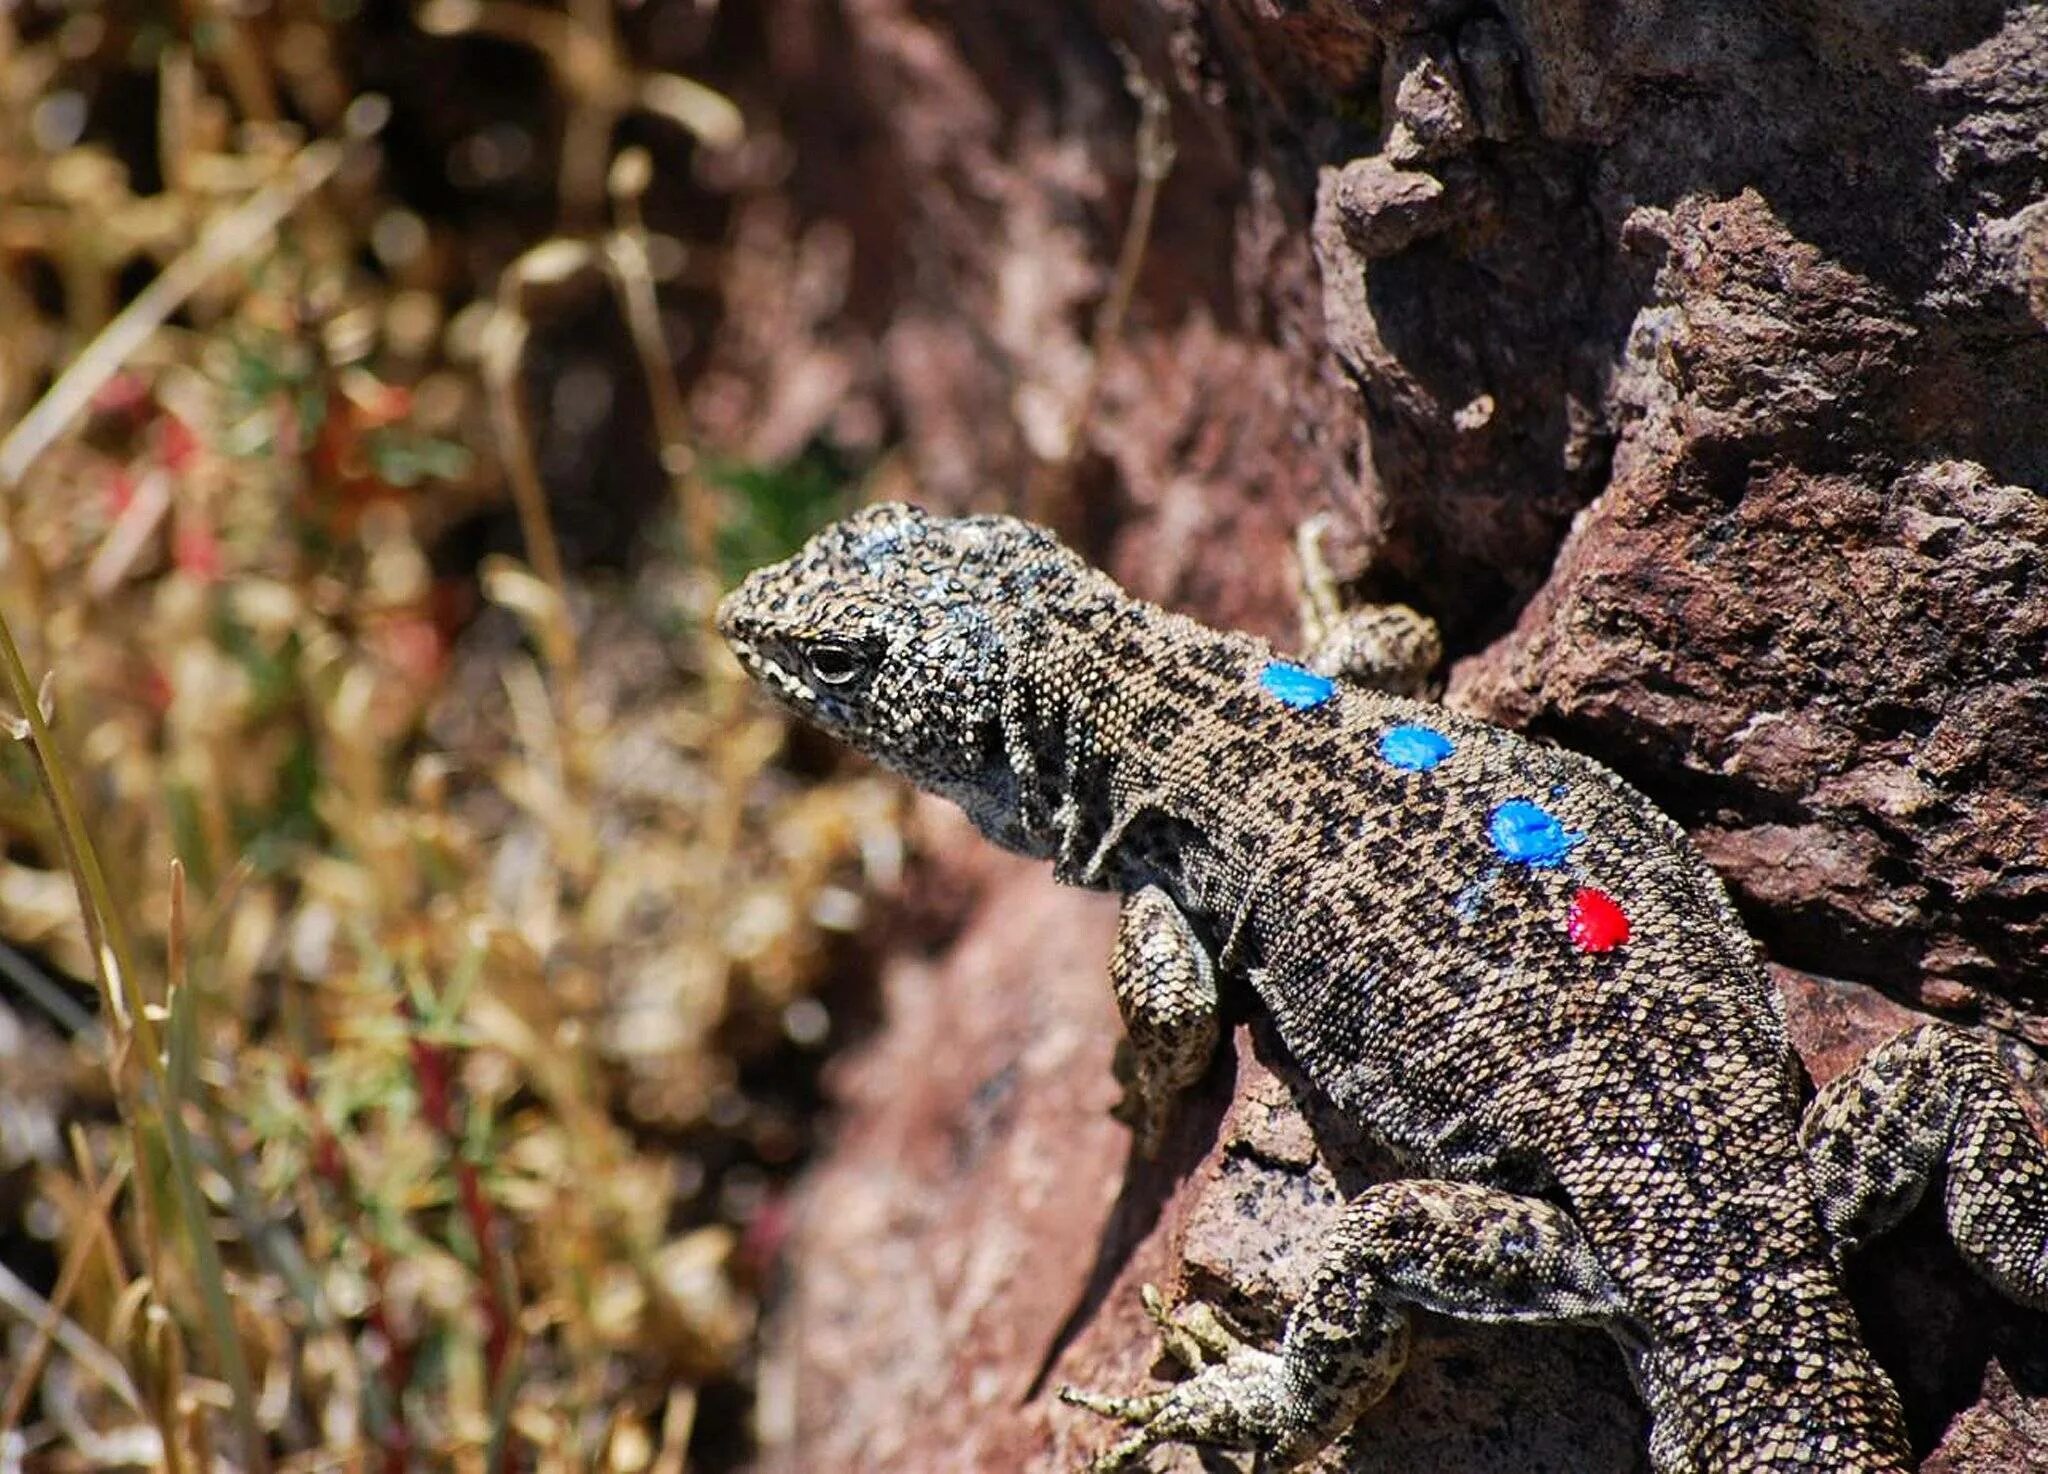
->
734, 0, 2048, 1468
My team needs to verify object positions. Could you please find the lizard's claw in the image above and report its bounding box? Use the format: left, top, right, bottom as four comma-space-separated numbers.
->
1060, 1290, 1305, 1471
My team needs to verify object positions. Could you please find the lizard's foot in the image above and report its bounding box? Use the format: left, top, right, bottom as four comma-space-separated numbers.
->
1060, 1183, 1623, 1471
1059, 1287, 1320, 1472
1294, 514, 1441, 695
1060, 1351, 1297, 1472
1139, 1283, 1251, 1368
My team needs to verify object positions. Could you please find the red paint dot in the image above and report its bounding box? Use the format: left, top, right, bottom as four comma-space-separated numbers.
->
1568, 888, 1630, 952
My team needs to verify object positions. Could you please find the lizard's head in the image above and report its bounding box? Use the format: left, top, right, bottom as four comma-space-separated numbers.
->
716, 502, 1093, 831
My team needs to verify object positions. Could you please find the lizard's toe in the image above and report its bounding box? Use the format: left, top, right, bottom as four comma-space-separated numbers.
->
1139, 1285, 1251, 1368
1059, 1384, 1171, 1473
1058, 1383, 1170, 1424
1062, 1343, 1301, 1471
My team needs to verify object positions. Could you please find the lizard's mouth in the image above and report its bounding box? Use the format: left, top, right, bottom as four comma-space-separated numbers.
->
726, 637, 797, 697
713, 614, 824, 715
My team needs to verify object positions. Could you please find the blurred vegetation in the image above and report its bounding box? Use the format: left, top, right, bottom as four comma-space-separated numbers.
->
0, 0, 897, 1468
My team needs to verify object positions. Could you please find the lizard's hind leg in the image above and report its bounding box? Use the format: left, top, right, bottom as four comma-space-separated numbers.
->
1060, 1179, 1626, 1471
1801, 1022, 2048, 1309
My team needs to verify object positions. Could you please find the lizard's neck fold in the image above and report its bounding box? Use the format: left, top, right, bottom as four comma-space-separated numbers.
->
991, 615, 1104, 870
979, 586, 1264, 902
1002, 596, 1222, 892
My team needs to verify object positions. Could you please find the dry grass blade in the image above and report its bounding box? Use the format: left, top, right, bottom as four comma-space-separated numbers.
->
0, 609, 147, 1058
607, 148, 713, 580
481, 242, 589, 640
0, 9, 887, 1470
0, 136, 359, 492
650, 1385, 697, 1474
0, 1163, 142, 1428
159, 863, 268, 1471
1030, 46, 1175, 521
0, 609, 264, 1470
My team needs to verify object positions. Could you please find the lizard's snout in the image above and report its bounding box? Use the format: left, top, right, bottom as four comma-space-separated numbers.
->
714, 585, 761, 649
714, 585, 784, 691
714, 593, 765, 681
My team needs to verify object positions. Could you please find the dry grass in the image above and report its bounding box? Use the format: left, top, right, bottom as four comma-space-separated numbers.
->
0, 4, 895, 1469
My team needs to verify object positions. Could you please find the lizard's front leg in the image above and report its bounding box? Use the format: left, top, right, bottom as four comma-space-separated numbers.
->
1061, 1179, 1626, 1470
1800, 1021, 2048, 1309
1294, 514, 1442, 695
1108, 886, 1221, 1158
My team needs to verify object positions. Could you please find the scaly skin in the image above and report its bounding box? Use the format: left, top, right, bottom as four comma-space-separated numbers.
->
717, 502, 2048, 1472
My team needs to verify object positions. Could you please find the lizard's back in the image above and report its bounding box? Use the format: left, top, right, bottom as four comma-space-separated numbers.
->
1073, 616, 1911, 1467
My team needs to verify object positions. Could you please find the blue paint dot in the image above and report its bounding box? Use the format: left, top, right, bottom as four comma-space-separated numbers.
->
1260, 661, 1336, 709
1488, 800, 1584, 867
1379, 723, 1454, 771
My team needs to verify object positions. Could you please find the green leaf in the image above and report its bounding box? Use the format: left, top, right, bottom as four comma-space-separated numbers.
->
166, 781, 215, 895
368, 432, 473, 488
705, 440, 862, 587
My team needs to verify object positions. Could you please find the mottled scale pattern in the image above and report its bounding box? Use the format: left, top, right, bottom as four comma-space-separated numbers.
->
1107, 887, 1221, 1158
1801, 1023, 2048, 1309
717, 503, 2048, 1473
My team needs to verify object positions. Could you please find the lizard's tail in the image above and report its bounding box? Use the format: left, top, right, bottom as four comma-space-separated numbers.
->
1638, 1313, 1913, 1472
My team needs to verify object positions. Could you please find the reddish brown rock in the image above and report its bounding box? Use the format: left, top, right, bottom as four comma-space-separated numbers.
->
1925, 1365, 2048, 1474
1450, 422, 2048, 1026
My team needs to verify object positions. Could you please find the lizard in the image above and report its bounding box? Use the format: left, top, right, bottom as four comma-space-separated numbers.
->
715, 500, 2048, 1472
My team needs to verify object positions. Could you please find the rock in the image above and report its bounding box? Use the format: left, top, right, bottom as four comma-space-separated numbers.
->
1924, 1363, 2048, 1474
761, 819, 1133, 1472
1450, 453, 2048, 1021
1382, 35, 1480, 164
1321, 157, 1454, 259
1455, 19, 1523, 143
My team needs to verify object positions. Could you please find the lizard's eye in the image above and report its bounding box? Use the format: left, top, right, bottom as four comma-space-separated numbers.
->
804, 641, 871, 690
